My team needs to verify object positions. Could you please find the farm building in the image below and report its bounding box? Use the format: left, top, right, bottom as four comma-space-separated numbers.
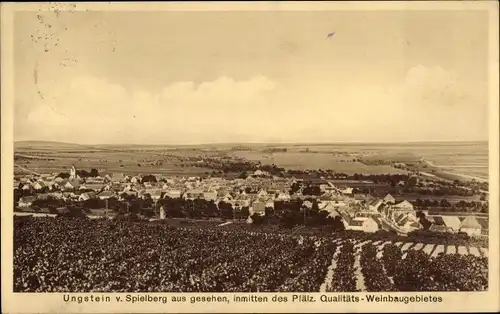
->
346, 217, 379, 233
460, 216, 482, 236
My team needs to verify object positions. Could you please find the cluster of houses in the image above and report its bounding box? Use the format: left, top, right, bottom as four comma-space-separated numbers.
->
14, 166, 487, 237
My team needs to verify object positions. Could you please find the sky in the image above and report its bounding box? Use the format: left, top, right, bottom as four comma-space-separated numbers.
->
13, 9, 490, 144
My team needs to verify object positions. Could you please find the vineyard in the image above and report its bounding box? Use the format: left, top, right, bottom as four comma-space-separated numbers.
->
14, 217, 488, 292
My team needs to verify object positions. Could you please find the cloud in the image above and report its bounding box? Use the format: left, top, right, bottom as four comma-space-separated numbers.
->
21, 75, 281, 144
16, 65, 487, 144
402, 65, 470, 108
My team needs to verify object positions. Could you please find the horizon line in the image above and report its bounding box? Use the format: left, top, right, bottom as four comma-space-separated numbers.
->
14, 139, 489, 146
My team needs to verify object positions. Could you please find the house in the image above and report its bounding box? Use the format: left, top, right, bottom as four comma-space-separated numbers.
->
253, 170, 269, 177
265, 199, 275, 209
54, 177, 65, 183
460, 216, 482, 236
368, 199, 384, 212
62, 192, 77, 201
105, 183, 123, 193
202, 191, 217, 202
183, 190, 204, 200
318, 201, 337, 213
429, 223, 453, 233
164, 190, 182, 199
63, 180, 81, 190
86, 183, 106, 192
440, 215, 462, 232
250, 201, 266, 216
122, 190, 138, 198
340, 187, 353, 195
18, 196, 36, 208
221, 194, 234, 203
148, 189, 163, 201
383, 194, 396, 204
111, 173, 125, 183
32, 181, 47, 190
21, 184, 31, 191
397, 216, 421, 232
326, 209, 342, 218
131, 176, 142, 184
79, 192, 97, 201
276, 191, 291, 201
392, 200, 414, 212
257, 189, 268, 199
346, 217, 379, 233
98, 191, 116, 200
48, 191, 64, 199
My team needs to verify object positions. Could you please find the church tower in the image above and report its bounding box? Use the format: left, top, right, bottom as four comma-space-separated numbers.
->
70, 165, 77, 180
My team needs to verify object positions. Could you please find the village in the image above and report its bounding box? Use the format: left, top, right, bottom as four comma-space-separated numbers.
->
14, 164, 487, 238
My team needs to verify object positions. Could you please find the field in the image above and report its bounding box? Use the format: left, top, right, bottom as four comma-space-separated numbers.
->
14, 217, 488, 293
14, 141, 488, 182
230, 151, 406, 174
14, 141, 216, 176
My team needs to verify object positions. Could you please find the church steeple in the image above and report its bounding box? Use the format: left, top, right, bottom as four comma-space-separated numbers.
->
70, 165, 77, 180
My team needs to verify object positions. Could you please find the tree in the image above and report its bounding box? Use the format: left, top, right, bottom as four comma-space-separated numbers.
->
250, 213, 265, 225
57, 172, 70, 179
218, 201, 234, 219
76, 170, 91, 178
141, 175, 157, 183
332, 216, 346, 231
90, 168, 100, 177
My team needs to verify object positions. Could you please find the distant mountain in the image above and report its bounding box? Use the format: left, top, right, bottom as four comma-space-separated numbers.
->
14, 140, 488, 150
15, 141, 84, 149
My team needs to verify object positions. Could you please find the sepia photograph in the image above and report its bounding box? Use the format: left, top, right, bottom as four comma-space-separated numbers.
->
2, 2, 499, 313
